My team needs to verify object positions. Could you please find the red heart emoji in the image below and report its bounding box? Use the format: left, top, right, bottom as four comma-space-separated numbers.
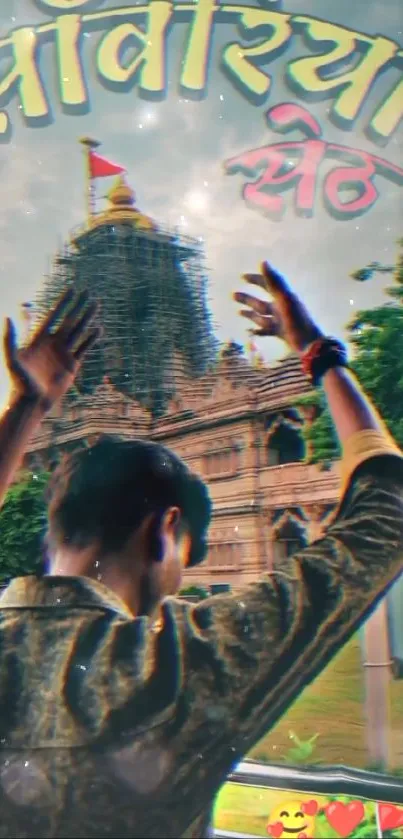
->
302, 799, 318, 816
379, 804, 403, 831
325, 801, 365, 837
267, 822, 284, 838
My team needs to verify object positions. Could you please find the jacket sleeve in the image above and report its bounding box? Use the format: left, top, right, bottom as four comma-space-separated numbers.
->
179, 431, 403, 758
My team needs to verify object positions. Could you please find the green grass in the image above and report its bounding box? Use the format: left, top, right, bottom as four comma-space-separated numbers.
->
248, 636, 370, 768
214, 784, 279, 836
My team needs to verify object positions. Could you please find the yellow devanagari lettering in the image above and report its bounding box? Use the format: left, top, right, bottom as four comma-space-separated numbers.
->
55, 14, 87, 107
369, 77, 403, 142
0, 26, 49, 136
288, 18, 398, 127
35, 0, 99, 10
221, 8, 292, 100
96, 2, 173, 95
180, 0, 216, 93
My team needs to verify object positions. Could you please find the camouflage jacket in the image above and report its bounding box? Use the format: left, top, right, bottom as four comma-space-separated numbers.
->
1, 432, 403, 838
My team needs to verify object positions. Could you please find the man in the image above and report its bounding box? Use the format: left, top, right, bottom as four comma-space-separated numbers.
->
0, 265, 402, 838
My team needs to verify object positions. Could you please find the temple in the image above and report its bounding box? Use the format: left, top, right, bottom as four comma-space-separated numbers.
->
23, 178, 401, 768
27, 176, 342, 588
35, 176, 217, 417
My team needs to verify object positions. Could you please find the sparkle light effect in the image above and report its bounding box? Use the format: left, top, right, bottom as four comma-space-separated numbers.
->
137, 108, 158, 131
184, 188, 210, 215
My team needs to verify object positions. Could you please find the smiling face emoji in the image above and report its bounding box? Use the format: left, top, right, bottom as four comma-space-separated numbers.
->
267, 799, 318, 839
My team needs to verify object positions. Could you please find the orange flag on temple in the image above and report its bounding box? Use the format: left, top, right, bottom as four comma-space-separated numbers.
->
89, 151, 126, 179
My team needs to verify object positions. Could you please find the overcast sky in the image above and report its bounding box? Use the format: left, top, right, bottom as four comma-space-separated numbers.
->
0, 0, 401, 406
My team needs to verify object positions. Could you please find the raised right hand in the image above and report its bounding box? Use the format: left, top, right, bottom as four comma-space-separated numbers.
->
234, 262, 323, 355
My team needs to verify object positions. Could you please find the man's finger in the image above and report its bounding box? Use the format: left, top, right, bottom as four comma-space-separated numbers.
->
66, 303, 98, 349
242, 273, 268, 292
234, 291, 273, 316
249, 328, 269, 337
3, 318, 31, 385
3, 318, 24, 376
3, 318, 17, 370
239, 309, 276, 332
261, 262, 291, 297
74, 329, 100, 361
56, 292, 90, 336
36, 288, 75, 338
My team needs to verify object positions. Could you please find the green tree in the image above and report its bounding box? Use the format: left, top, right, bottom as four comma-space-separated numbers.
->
296, 392, 340, 465
0, 471, 49, 584
179, 584, 210, 600
305, 240, 403, 463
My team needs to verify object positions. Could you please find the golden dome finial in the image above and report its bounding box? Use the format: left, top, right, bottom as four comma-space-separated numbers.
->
108, 176, 136, 208
72, 174, 158, 238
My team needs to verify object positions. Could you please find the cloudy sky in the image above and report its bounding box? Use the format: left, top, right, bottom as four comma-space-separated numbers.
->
0, 0, 401, 406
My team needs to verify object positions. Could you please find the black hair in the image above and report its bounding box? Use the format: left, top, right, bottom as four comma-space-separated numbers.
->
46, 437, 211, 566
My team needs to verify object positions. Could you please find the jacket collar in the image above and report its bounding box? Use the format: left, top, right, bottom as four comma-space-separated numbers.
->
0, 575, 133, 619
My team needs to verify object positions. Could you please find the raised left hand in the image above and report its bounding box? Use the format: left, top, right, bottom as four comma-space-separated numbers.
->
4, 289, 99, 410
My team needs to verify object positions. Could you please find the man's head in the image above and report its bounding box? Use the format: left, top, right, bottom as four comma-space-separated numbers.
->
45, 437, 211, 615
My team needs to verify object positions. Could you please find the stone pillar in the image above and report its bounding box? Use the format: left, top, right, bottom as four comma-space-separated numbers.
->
262, 508, 275, 571
297, 403, 319, 463
362, 601, 391, 768
304, 504, 327, 543
245, 420, 262, 471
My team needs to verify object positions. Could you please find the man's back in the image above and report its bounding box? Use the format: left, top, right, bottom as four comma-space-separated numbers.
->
0, 577, 215, 838
2, 447, 403, 838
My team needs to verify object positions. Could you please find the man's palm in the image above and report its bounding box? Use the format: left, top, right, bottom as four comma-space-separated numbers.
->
234, 262, 322, 354
4, 290, 99, 409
